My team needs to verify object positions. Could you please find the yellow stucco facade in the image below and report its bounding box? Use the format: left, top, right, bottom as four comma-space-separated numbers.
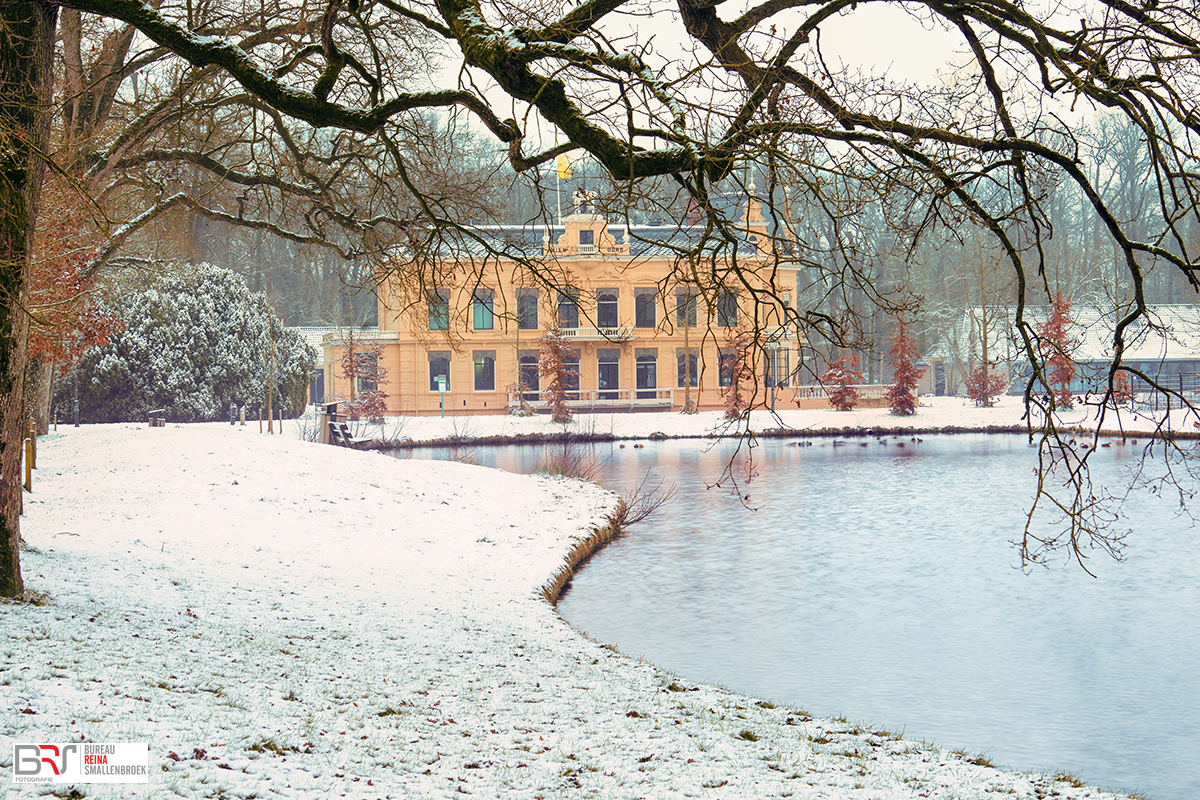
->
322, 201, 805, 416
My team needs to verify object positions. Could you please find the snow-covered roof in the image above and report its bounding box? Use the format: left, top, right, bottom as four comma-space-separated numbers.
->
291, 326, 338, 354
405, 220, 770, 263
1071, 304, 1200, 363
927, 304, 1200, 365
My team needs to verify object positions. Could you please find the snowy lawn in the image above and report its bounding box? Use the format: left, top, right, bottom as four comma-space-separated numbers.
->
2, 405, 1161, 798
354, 393, 1198, 446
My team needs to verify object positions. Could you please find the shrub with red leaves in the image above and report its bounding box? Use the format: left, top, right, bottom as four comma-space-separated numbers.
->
821, 353, 863, 412
885, 320, 924, 416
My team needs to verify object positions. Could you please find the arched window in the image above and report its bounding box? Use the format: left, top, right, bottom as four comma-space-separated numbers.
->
634, 288, 657, 328
428, 352, 451, 391
598, 349, 619, 400
428, 290, 450, 331
557, 291, 579, 329
519, 351, 540, 400
636, 349, 657, 399
473, 351, 496, 391
677, 348, 699, 387
518, 289, 539, 330
472, 288, 494, 330
597, 289, 619, 328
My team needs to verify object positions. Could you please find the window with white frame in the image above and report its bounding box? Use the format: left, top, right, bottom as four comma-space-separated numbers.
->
564, 349, 581, 397
634, 288, 657, 328
558, 291, 579, 329
719, 347, 737, 387
598, 348, 620, 399
472, 288, 494, 330
473, 350, 496, 391
519, 350, 539, 400
517, 289, 539, 330
716, 291, 738, 327
597, 288, 619, 328
767, 347, 791, 388
676, 347, 699, 387
428, 351, 451, 391
428, 290, 450, 331
636, 349, 657, 399
675, 288, 698, 328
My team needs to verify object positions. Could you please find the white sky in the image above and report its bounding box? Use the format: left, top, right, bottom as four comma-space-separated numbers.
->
816, 3, 966, 85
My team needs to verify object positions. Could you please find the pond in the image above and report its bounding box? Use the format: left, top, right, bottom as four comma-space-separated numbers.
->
393, 434, 1199, 800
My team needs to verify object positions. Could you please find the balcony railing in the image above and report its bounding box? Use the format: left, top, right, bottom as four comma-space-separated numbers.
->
507, 387, 675, 411
762, 325, 795, 342
794, 384, 891, 400
557, 326, 637, 341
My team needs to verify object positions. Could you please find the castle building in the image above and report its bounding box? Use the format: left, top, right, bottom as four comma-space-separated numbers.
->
321, 193, 801, 416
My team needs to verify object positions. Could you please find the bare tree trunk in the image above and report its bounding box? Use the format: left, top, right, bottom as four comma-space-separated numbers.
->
26, 358, 54, 434
978, 245, 992, 408
1, 0, 58, 596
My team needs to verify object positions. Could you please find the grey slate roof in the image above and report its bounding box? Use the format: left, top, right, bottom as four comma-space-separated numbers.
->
927, 304, 1200, 365
414, 221, 768, 262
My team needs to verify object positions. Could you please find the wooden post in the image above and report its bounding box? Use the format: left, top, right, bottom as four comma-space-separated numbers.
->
24, 438, 33, 492
28, 420, 36, 469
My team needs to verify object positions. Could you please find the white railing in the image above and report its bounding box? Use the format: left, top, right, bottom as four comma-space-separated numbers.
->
557, 327, 636, 341
762, 326, 795, 342
794, 384, 891, 400
507, 387, 675, 411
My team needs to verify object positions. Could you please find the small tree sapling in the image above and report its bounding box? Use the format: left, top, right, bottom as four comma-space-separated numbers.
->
821, 353, 863, 412
721, 329, 753, 419
964, 361, 1009, 407
1038, 290, 1079, 410
537, 327, 577, 424
885, 319, 924, 416
339, 334, 390, 423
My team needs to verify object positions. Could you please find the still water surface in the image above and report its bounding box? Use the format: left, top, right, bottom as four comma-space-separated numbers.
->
396, 434, 1199, 800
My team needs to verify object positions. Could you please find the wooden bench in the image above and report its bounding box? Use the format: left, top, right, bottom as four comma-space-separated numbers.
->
328, 421, 373, 449
147, 409, 167, 427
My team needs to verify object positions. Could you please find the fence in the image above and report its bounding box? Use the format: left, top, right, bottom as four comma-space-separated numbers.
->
507, 387, 676, 412
1131, 372, 1200, 413
793, 384, 891, 401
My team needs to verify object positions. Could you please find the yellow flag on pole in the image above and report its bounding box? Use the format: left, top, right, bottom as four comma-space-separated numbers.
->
556, 154, 572, 180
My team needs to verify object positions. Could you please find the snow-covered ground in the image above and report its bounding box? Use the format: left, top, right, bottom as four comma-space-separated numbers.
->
3, 397, 1173, 798
350, 393, 1198, 446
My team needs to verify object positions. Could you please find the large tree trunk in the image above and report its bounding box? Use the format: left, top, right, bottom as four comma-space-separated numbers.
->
27, 357, 54, 434
0, 0, 58, 597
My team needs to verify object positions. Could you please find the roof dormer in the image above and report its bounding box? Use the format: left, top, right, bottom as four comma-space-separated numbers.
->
544, 194, 630, 258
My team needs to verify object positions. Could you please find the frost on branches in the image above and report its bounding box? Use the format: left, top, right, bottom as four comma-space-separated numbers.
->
821, 353, 863, 412
885, 320, 924, 416
537, 327, 577, 424
61, 264, 316, 423
1037, 290, 1079, 410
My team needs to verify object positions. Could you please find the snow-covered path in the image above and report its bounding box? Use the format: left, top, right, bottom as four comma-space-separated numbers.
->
3, 410, 1148, 798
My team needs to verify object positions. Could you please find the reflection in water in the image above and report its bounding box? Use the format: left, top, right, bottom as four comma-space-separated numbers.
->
392, 434, 1199, 800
